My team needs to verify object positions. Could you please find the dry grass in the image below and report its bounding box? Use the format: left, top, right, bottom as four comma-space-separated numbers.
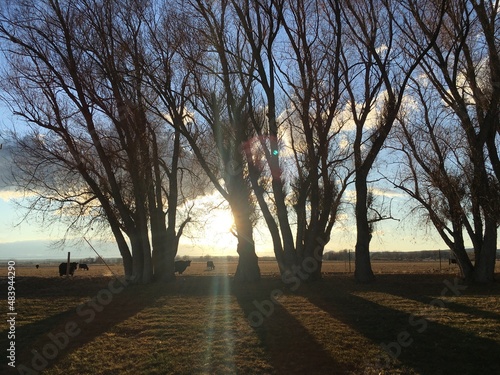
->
14, 259, 497, 278
1, 261, 500, 374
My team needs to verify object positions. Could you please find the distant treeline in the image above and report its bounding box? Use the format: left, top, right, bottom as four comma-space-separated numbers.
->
324, 250, 500, 261
15, 250, 500, 265
184, 250, 500, 262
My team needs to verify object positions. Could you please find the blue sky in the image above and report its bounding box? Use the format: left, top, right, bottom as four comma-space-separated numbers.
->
0, 133, 456, 262
0, 104, 468, 262
0, 178, 451, 262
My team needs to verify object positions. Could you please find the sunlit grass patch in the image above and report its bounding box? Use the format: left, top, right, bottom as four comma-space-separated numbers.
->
2, 271, 499, 374
278, 295, 386, 372
36, 280, 274, 374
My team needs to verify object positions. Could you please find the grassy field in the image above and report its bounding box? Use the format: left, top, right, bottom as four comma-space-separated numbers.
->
1, 260, 500, 374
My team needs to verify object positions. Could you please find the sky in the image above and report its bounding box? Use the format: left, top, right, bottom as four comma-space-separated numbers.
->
0, 114, 462, 262
0, 194, 451, 262
0, 165, 453, 262
0, 101, 474, 263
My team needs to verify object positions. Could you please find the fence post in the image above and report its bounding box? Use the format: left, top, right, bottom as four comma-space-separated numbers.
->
66, 252, 71, 276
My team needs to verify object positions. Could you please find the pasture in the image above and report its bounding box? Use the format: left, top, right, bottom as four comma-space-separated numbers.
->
1, 260, 500, 374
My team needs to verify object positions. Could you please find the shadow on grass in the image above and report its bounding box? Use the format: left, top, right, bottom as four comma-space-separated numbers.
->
1, 278, 161, 374
5, 274, 499, 374
1, 307, 78, 369
382, 278, 500, 323
167, 276, 345, 373
13, 276, 123, 299
304, 278, 500, 374
234, 280, 354, 375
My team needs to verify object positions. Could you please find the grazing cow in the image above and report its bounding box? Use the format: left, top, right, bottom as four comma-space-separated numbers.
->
79, 263, 89, 271
35, 264, 39, 269
174, 260, 191, 274
59, 262, 78, 276
449, 258, 457, 265
207, 260, 215, 270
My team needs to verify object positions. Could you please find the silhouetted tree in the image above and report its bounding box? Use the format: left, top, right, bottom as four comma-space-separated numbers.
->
392, 0, 499, 282
0, 0, 195, 283
338, 0, 445, 282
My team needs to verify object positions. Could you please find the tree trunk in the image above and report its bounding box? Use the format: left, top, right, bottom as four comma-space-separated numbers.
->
117, 240, 133, 281
244, 143, 288, 275
111, 223, 133, 280
142, 259, 153, 283
134, 192, 154, 284
250, 179, 286, 273
152, 126, 180, 282
354, 173, 375, 283
105, 211, 133, 279
303, 242, 325, 282
474, 219, 497, 283
452, 241, 474, 281
260, 207, 286, 275
151, 212, 177, 282
152, 240, 176, 282
130, 232, 144, 284
355, 240, 374, 283
307, 259, 323, 282
129, 203, 154, 284
267, 148, 297, 270
234, 239, 261, 283
141, 229, 153, 284
230, 195, 261, 282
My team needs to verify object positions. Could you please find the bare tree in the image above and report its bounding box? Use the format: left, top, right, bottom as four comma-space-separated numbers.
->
220, 0, 353, 281
0, 0, 195, 283
393, 0, 499, 282
470, 0, 500, 181
0, 0, 139, 280
338, 0, 445, 282
390, 78, 476, 278
227, 0, 298, 275
146, 0, 262, 281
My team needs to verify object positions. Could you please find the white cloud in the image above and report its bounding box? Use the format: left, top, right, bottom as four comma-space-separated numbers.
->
370, 187, 405, 198
0, 189, 31, 202
376, 44, 388, 54
337, 96, 383, 133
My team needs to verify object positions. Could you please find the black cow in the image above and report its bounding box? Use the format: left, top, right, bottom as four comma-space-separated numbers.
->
449, 258, 457, 265
207, 260, 215, 270
79, 263, 89, 271
59, 262, 78, 276
35, 264, 39, 269
174, 260, 191, 274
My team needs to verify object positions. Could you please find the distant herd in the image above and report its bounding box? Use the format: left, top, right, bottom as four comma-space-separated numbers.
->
35, 259, 215, 276
57, 262, 90, 276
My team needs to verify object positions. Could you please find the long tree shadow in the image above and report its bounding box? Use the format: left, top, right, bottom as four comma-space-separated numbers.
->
12, 276, 121, 299
6, 274, 498, 374
381, 278, 500, 323
384, 291, 500, 323
304, 282, 500, 374
1, 277, 161, 374
234, 280, 355, 375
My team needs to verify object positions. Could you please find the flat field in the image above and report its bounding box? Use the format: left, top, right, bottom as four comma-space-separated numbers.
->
1, 260, 500, 374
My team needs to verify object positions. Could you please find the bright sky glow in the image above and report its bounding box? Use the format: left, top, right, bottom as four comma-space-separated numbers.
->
0, 133, 478, 261
0, 82, 490, 262
0, 185, 474, 261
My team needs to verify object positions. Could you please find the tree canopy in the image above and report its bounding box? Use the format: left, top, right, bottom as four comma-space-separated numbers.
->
0, 0, 498, 283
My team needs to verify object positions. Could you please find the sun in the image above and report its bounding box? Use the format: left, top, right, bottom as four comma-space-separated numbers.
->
209, 208, 236, 234
192, 195, 237, 252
